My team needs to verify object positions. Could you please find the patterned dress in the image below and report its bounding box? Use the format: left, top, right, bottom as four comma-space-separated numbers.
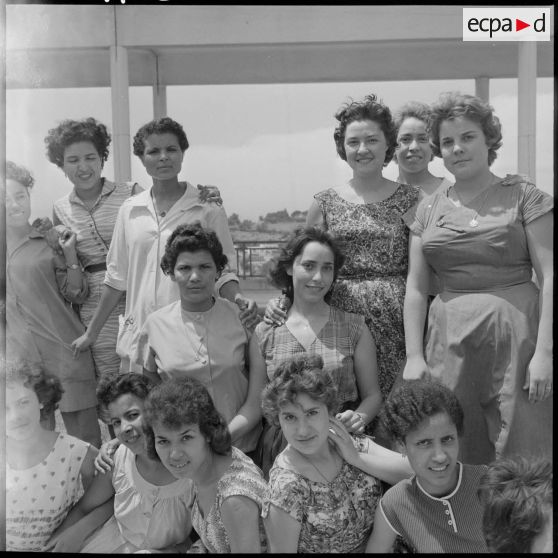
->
254, 306, 366, 476
190, 447, 268, 553
314, 184, 420, 399
262, 436, 382, 553
53, 179, 137, 380
404, 182, 553, 464
6, 433, 90, 552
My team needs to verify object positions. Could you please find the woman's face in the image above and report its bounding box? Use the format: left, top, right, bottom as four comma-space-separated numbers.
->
62, 141, 103, 193
395, 116, 432, 176
399, 412, 460, 498
6, 179, 31, 230
343, 119, 388, 178
140, 133, 184, 180
107, 393, 146, 455
6, 382, 43, 441
439, 116, 490, 180
288, 241, 335, 305
171, 249, 218, 311
279, 392, 331, 457
152, 421, 211, 481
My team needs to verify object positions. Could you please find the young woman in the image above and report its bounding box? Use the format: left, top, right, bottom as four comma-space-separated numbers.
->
143, 377, 268, 553
46, 373, 194, 553
5, 161, 100, 446
261, 355, 412, 553
5, 360, 98, 552
71, 117, 258, 371
251, 226, 382, 475
366, 379, 488, 553
403, 92, 553, 464
135, 222, 264, 454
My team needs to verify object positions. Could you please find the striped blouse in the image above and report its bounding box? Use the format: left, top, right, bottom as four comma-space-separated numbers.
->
379, 462, 489, 553
53, 178, 138, 269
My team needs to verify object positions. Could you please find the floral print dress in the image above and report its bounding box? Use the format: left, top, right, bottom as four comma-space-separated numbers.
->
314, 184, 420, 399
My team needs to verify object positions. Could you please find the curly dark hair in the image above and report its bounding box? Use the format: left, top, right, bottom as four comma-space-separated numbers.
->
261, 355, 339, 427
393, 100, 432, 133
96, 373, 153, 411
44, 117, 111, 168
379, 379, 464, 444
268, 226, 345, 303
333, 94, 397, 166
5, 358, 63, 421
6, 161, 35, 189
133, 116, 189, 157
429, 92, 503, 166
143, 377, 231, 460
160, 222, 228, 276
478, 455, 552, 554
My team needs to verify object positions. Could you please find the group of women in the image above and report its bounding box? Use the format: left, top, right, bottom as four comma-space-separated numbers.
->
5, 89, 552, 553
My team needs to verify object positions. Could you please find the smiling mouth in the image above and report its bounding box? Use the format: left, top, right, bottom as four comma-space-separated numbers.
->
429, 464, 450, 472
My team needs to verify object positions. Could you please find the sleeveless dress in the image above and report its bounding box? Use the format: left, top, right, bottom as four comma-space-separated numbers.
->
81, 445, 194, 553
404, 182, 553, 464
6, 433, 90, 552
53, 179, 137, 380
314, 184, 420, 399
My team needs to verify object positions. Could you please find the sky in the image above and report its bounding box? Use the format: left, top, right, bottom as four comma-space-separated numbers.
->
5, 11, 554, 223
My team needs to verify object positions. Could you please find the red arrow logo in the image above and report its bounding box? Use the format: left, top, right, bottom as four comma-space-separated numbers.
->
516, 19, 530, 31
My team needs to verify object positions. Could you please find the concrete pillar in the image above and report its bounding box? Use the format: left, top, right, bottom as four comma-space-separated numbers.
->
475, 77, 489, 102
153, 84, 167, 120
517, 42, 536, 181
110, 45, 132, 182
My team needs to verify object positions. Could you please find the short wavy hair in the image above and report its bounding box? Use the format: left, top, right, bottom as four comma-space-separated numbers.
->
379, 379, 464, 444
6, 161, 35, 190
333, 93, 397, 166
261, 355, 339, 427
96, 373, 152, 411
478, 455, 553, 553
393, 101, 432, 134
5, 358, 63, 421
429, 92, 503, 166
133, 116, 189, 157
268, 226, 345, 303
143, 377, 231, 460
44, 117, 111, 168
160, 222, 228, 276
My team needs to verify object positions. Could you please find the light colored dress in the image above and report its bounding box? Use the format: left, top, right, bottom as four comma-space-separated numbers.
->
314, 184, 420, 399
105, 183, 238, 371
6, 229, 97, 412
380, 463, 488, 553
404, 181, 553, 464
6, 433, 90, 552
81, 444, 195, 553
254, 306, 366, 476
189, 447, 268, 553
135, 297, 260, 453
53, 179, 137, 379
262, 436, 382, 553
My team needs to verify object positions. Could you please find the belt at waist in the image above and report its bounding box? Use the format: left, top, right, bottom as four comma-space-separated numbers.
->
84, 262, 107, 273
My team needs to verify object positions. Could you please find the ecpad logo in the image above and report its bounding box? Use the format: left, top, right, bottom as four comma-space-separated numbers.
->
463, 8, 551, 41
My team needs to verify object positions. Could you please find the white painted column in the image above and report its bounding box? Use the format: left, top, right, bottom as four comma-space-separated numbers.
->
110, 45, 132, 182
517, 42, 537, 180
475, 77, 489, 102
153, 84, 167, 120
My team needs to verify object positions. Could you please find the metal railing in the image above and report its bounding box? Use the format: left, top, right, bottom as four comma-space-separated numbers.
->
234, 241, 285, 279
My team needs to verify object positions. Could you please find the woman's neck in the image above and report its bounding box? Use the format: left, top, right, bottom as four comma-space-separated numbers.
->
290, 297, 330, 320
6, 222, 32, 246
7, 428, 58, 468
453, 168, 495, 196
193, 451, 231, 488
151, 178, 185, 200
398, 168, 441, 193
181, 295, 215, 313
74, 178, 103, 203
349, 172, 385, 193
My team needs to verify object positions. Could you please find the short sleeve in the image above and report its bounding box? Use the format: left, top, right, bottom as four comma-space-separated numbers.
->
254, 321, 273, 357
378, 497, 403, 537
402, 197, 429, 235
134, 320, 157, 372
347, 311, 366, 345
104, 202, 129, 291
262, 467, 309, 523
519, 182, 553, 224
219, 472, 265, 507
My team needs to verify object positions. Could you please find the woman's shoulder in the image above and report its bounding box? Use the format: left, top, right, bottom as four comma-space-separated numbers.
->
144, 300, 181, 325
56, 432, 91, 454
329, 305, 365, 325
218, 448, 267, 501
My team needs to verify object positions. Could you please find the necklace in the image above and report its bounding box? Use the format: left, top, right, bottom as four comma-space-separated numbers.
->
450, 176, 495, 228
293, 447, 335, 484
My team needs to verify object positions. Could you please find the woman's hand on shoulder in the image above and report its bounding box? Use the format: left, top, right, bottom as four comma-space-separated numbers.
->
197, 184, 223, 206
501, 173, 535, 187
335, 410, 366, 435
402, 355, 429, 381
235, 294, 260, 330
94, 437, 121, 474
327, 417, 359, 466
263, 296, 289, 327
